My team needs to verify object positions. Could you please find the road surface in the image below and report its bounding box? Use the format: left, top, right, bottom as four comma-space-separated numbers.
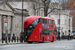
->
0, 40, 75, 50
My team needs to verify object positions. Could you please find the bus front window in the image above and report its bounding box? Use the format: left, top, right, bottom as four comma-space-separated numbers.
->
31, 19, 39, 27
27, 28, 34, 36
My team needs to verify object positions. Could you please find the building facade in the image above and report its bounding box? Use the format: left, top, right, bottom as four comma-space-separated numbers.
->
0, 0, 73, 40
0, 3, 29, 40
9, 0, 44, 16
0, 3, 14, 40
50, 10, 73, 37
0, 0, 45, 40
67, 0, 75, 33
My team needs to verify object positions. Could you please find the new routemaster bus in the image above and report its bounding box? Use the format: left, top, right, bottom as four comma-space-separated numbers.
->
24, 16, 57, 43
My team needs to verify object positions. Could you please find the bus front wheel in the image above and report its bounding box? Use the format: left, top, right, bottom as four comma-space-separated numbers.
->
51, 37, 54, 42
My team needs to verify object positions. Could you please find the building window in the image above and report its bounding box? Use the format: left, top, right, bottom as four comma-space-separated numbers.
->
57, 19, 60, 24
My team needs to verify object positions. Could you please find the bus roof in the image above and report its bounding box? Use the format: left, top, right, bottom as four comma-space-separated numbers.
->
24, 16, 55, 28
40, 16, 54, 20
24, 16, 54, 21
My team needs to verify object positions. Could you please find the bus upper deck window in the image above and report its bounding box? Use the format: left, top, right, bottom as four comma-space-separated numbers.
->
49, 20, 51, 23
39, 18, 43, 23
53, 21, 55, 24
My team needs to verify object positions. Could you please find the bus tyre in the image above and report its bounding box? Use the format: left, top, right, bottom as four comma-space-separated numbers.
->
51, 37, 54, 42
27, 42, 32, 44
42, 37, 44, 43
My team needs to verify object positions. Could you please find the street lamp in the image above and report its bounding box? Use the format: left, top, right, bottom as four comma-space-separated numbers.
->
66, 12, 73, 40
54, 9, 61, 40
20, 0, 24, 43
22, 0, 23, 32
68, 13, 71, 40
58, 10, 60, 40
65, 11, 73, 40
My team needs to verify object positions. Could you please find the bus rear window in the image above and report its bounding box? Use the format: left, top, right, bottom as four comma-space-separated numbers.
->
54, 30, 57, 35
53, 21, 55, 24
51, 21, 55, 29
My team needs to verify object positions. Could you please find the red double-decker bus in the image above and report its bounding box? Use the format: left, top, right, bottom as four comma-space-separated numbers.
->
24, 16, 57, 43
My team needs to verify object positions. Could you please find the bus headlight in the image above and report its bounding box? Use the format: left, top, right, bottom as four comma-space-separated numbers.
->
26, 36, 27, 38
35, 36, 36, 38
29, 39, 32, 41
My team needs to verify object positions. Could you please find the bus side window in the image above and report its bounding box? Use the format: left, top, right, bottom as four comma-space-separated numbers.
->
53, 21, 55, 24
47, 20, 49, 23
43, 19, 47, 23
54, 30, 57, 35
51, 21, 53, 29
49, 20, 51, 23
42, 30, 50, 35
39, 18, 43, 23
49, 30, 52, 35
42, 30, 44, 35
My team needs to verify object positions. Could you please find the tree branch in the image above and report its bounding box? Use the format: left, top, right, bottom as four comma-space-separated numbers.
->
62, 0, 74, 9
47, 8, 56, 15
35, 7, 44, 10
47, 8, 63, 15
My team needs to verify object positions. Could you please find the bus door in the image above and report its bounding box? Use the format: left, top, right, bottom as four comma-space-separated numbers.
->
34, 26, 39, 41
34, 29, 38, 41
39, 25, 42, 41
35, 29, 41, 41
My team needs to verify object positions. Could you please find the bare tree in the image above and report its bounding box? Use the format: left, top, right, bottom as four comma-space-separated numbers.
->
32, 0, 62, 16
0, 0, 8, 5
41, 0, 51, 16
2, 0, 62, 16
61, 0, 74, 10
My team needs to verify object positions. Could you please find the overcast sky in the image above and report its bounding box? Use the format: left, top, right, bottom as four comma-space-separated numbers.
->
51, 0, 67, 3
51, 0, 60, 2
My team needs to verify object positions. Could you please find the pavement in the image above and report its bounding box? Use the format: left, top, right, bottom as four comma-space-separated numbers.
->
0, 40, 23, 45
0, 39, 73, 45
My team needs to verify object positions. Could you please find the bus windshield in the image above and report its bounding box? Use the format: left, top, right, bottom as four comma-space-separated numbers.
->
24, 19, 39, 39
